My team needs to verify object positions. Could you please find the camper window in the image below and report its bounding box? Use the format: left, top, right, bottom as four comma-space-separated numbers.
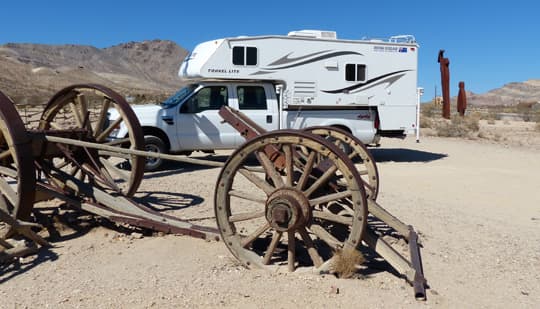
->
237, 86, 267, 110
233, 47, 244, 65
232, 46, 258, 66
345, 64, 366, 82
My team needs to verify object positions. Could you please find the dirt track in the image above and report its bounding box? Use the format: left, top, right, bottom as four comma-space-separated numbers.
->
1, 136, 539, 308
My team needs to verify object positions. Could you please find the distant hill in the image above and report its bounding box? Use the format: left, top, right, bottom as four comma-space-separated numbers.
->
467, 80, 540, 106
0, 40, 188, 105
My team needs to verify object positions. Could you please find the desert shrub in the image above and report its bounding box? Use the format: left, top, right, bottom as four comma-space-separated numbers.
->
485, 111, 498, 122
421, 102, 439, 118
535, 121, 540, 132
434, 115, 480, 138
419, 116, 434, 129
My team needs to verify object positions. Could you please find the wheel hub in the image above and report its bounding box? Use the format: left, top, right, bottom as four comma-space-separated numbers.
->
266, 188, 311, 232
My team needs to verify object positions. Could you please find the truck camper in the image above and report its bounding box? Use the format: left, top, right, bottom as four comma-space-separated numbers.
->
116, 30, 420, 170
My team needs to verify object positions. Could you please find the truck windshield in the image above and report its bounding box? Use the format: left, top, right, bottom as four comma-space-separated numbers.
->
161, 85, 197, 107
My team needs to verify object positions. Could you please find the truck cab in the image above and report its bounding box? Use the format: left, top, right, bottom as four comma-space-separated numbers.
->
113, 81, 279, 170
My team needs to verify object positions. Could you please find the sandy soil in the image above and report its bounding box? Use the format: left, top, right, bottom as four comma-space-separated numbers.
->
1, 135, 539, 308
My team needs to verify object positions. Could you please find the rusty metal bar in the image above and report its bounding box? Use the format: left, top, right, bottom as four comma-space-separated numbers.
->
408, 226, 427, 300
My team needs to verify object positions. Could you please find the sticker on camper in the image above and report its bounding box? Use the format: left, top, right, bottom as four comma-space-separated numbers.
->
373, 46, 400, 53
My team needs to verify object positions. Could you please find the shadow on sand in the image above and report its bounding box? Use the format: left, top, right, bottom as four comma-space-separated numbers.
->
371, 148, 447, 163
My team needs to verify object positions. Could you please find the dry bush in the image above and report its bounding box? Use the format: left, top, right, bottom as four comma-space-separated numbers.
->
330, 247, 364, 279
434, 115, 480, 138
535, 122, 540, 132
419, 116, 434, 129
420, 102, 439, 118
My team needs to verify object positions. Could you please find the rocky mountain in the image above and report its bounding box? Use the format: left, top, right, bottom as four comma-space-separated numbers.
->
0, 40, 188, 105
465, 80, 540, 106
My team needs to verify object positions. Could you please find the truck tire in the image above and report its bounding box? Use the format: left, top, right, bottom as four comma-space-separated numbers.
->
144, 135, 166, 171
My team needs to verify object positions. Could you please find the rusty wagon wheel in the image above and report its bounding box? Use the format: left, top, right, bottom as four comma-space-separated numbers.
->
38, 84, 144, 197
215, 130, 368, 273
304, 126, 379, 200
0, 91, 36, 224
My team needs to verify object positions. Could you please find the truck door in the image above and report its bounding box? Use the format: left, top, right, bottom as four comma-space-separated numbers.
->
175, 85, 237, 150
234, 84, 279, 145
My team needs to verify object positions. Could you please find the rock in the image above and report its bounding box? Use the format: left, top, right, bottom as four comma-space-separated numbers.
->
329, 286, 339, 294
131, 232, 143, 239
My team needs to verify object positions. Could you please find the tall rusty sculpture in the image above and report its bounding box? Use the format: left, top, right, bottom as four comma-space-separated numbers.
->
438, 50, 451, 119
457, 81, 467, 116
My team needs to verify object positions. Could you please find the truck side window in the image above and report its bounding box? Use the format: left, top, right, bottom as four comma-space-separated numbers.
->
181, 86, 228, 113
237, 86, 267, 110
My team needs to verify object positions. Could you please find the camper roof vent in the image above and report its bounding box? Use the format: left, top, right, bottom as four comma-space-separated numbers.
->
287, 30, 337, 39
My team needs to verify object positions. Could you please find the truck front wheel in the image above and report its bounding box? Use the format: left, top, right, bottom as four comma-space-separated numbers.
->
144, 135, 166, 171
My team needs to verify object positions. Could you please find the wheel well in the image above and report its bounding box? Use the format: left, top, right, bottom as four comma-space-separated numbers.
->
330, 124, 352, 134
141, 127, 170, 151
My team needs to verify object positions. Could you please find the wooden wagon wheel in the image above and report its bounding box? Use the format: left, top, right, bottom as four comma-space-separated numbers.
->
38, 84, 144, 197
215, 130, 367, 274
0, 91, 36, 223
304, 126, 379, 200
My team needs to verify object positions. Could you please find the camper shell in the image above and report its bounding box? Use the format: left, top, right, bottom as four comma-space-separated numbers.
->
179, 30, 419, 133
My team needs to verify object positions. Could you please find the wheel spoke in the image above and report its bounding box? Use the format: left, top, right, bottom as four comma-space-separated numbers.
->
296, 151, 316, 190
309, 190, 351, 206
105, 137, 131, 146
288, 231, 296, 272
238, 168, 274, 195
309, 224, 342, 249
256, 151, 284, 188
99, 157, 130, 183
262, 231, 282, 265
0, 149, 12, 161
312, 210, 353, 226
299, 228, 323, 267
94, 98, 111, 137
304, 165, 338, 197
228, 189, 266, 204
228, 210, 265, 223
76, 94, 93, 135
241, 222, 270, 248
0, 176, 17, 207
96, 117, 123, 142
69, 102, 84, 128
0, 166, 17, 178
283, 144, 293, 186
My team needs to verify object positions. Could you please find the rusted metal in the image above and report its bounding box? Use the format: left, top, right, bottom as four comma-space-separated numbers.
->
408, 226, 427, 300
457, 81, 467, 117
438, 50, 451, 119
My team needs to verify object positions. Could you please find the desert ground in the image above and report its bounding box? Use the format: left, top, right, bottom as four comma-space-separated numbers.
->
1, 127, 539, 308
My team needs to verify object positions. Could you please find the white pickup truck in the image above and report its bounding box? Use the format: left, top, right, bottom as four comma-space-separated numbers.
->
118, 80, 378, 170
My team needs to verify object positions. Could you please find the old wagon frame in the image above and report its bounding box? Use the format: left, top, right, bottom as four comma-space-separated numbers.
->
0, 84, 427, 300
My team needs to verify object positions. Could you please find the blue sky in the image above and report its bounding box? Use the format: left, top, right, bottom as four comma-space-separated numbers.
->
1, 1, 539, 100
